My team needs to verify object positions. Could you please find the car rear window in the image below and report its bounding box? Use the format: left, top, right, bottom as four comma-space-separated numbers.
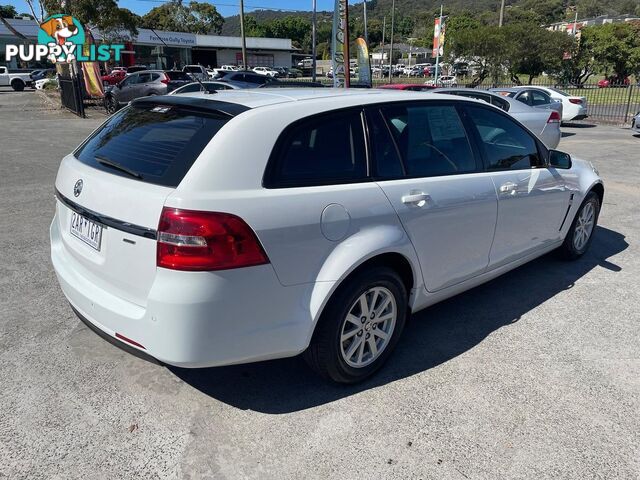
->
166, 71, 191, 80
74, 104, 230, 187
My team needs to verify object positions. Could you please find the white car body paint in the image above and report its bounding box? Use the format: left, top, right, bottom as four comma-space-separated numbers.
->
50, 89, 603, 368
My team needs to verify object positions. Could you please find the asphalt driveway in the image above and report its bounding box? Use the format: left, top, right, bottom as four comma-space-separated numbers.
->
1, 91, 638, 479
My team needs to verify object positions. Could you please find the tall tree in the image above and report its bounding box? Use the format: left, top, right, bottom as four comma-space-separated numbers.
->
142, 0, 223, 35
581, 21, 640, 79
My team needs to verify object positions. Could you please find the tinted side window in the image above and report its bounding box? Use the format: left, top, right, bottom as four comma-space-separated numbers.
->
137, 73, 151, 84
516, 91, 531, 106
381, 104, 477, 177
531, 90, 550, 106
266, 110, 367, 187
490, 96, 510, 111
466, 105, 542, 170
121, 75, 137, 86
368, 109, 404, 179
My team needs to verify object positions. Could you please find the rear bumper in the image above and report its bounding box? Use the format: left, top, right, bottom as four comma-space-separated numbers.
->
51, 213, 319, 368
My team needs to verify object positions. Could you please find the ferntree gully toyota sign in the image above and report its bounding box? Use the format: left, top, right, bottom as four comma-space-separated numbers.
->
5, 14, 124, 63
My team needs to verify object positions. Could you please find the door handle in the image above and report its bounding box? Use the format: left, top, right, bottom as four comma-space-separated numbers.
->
499, 182, 518, 195
401, 192, 430, 206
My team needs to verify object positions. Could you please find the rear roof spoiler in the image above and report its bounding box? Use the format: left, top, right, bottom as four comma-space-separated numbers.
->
131, 96, 251, 118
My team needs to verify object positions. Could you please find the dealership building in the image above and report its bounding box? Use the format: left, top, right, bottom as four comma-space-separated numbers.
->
0, 18, 295, 70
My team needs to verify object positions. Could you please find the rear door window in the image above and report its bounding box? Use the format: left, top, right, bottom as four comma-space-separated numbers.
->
74, 104, 231, 187
265, 109, 367, 187
531, 90, 550, 106
166, 71, 191, 81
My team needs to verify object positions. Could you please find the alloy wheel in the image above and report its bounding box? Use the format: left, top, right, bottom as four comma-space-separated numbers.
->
573, 201, 596, 251
340, 287, 397, 368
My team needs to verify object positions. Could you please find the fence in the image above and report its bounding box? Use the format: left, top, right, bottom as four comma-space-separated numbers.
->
58, 71, 85, 118
298, 75, 639, 126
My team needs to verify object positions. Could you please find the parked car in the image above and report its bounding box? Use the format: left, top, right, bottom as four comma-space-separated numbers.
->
35, 77, 58, 90
489, 87, 563, 120
214, 70, 277, 88
126, 65, 148, 74
30, 68, 55, 82
493, 86, 587, 123
632, 111, 640, 136
433, 88, 562, 149
425, 75, 457, 87
253, 66, 279, 77
211, 65, 239, 77
0, 66, 33, 91
51, 89, 604, 383
378, 84, 438, 91
104, 70, 192, 113
101, 68, 127, 86
597, 76, 630, 88
183, 65, 209, 81
169, 81, 241, 95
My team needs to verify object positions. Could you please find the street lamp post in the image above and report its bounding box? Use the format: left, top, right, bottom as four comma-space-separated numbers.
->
312, 0, 317, 81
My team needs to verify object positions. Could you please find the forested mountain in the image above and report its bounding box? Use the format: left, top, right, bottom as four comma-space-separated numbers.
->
221, 0, 640, 36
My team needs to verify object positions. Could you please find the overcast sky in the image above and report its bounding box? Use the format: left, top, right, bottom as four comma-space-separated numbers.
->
5, 0, 338, 19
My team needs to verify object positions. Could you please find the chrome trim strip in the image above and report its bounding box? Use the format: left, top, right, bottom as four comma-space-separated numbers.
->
55, 189, 157, 240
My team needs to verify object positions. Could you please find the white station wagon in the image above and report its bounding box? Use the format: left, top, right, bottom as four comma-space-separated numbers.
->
51, 89, 604, 383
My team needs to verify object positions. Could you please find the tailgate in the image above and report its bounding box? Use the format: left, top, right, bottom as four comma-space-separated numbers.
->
55, 156, 172, 306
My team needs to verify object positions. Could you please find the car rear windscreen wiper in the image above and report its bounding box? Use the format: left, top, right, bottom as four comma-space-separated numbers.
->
95, 155, 143, 180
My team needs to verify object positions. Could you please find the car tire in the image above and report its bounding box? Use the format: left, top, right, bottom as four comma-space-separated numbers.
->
560, 191, 600, 260
304, 266, 407, 383
11, 80, 25, 92
104, 95, 119, 114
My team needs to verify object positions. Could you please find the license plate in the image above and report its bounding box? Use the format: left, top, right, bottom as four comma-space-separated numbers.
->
70, 211, 103, 251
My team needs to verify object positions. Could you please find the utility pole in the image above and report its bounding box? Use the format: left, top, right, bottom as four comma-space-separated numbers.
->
239, 0, 248, 69
499, 0, 505, 27
388, 0, 395, 84
381, 16, 386, 74
363, 1, 368, 43
572, 8, 578, 36
312, 0, 317, 81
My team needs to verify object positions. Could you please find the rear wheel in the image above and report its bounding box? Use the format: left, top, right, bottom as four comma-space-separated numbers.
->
560, 191, 600, 259
11, 80, 24, 92
304, 267, 407, 383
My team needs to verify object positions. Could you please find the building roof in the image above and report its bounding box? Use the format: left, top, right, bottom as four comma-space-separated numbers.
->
0, 18, 293, 50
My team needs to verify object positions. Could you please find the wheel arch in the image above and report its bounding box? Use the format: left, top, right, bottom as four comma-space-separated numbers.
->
305, 246, 421, 349
589, 181, 604, 206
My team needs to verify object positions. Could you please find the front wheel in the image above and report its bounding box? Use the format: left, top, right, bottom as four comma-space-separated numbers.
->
104, 95, 119, 114
304, 267, 407, 383
560, 191, 600, 259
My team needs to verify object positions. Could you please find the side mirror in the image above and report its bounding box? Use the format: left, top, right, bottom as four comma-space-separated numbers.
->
549, 150, 572, 169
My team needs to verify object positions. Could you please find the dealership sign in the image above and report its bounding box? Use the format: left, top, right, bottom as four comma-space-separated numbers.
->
4, 14, 124, 63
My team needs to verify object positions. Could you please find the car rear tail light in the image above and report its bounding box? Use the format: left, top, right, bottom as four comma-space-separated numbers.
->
157, 207, 269, 271
548, 110, 561, 123
569, 98, 583, 104
160, 73, 170, 85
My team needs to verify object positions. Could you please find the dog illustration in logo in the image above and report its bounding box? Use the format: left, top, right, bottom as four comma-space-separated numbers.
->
39, 15, 83, 63
40, 16, 78, 46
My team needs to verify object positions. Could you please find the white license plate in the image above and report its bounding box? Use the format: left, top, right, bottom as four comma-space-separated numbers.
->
70, 211, 103, 251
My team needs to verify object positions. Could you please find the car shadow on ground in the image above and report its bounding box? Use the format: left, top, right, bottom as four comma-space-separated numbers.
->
561, 132, 576, 138
562, 122, 597, 128
171, 226, 627, 413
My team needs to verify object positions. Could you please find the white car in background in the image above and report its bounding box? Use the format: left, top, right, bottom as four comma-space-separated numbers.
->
50, 89, 604, 383
253, 66, 279, 77
425, 75, 458, 87
510, 85, 588, 123
210, 65, 239, 77
632, 111, 640, 136
35, 77, 57, 90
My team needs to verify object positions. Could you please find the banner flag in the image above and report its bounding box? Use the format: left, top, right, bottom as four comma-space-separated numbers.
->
331, 0, 350, 87
355, 37, 371, 87
432, 16, 447, 57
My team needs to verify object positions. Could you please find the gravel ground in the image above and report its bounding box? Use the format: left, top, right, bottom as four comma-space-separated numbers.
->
0, 90, 638, 480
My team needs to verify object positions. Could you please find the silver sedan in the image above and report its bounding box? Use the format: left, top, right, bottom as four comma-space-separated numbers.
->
432, 88, 562, 149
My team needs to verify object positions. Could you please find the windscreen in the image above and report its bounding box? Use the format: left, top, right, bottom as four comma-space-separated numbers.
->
74, 105, 230, 187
